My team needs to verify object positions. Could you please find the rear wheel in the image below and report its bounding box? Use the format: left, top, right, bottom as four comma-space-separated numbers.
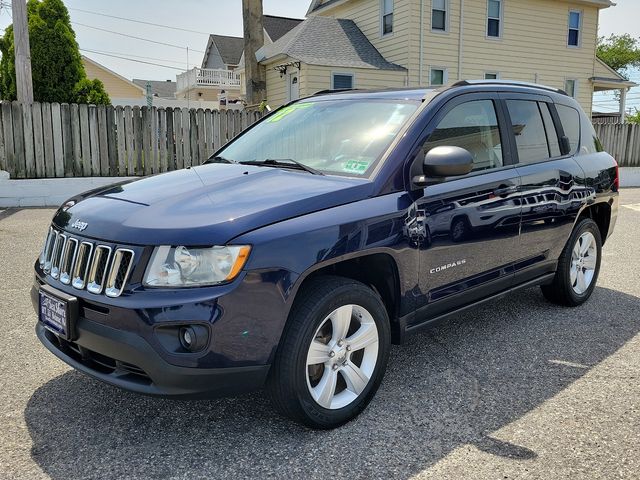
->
267, 276, 390, 429
541, 218, 602, 306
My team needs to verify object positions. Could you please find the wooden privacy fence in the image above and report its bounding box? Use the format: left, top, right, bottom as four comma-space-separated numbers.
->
593, 123, 640, 167
0, 101, 262, 179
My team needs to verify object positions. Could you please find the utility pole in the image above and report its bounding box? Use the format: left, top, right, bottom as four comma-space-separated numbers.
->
12, 0, 34, 103
242, 0, 266, 106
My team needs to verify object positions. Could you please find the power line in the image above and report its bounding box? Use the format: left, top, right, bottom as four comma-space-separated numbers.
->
69, 7, 211, 35
71, 21, 205, 53
81, 48, 195, 67
78, 49, 187, 71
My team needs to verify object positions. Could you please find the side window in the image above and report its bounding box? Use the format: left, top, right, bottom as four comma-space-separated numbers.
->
487, 0, 502, 38
432, 0, 448, 32
556, 104, 581, 154
424, 100, 504, 172
539, 103, 561, 157
506, 100, 553, 164
381, 0, 394, 35
568, 10, 581, 47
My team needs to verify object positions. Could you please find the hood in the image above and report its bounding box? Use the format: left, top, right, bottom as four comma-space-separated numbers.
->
53, 164, 373, 245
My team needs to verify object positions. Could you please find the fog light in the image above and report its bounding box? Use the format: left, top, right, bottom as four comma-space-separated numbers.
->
180, 326, 196, 350
178, 325, 209, 352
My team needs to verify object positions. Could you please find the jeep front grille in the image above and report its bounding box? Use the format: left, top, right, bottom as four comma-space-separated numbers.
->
39, 228, 135, 298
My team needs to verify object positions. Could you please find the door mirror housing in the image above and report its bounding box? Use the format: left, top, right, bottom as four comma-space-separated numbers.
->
413, 146, 474, 187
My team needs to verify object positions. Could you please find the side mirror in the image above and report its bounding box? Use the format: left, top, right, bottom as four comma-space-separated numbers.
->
413, 146, 474, 186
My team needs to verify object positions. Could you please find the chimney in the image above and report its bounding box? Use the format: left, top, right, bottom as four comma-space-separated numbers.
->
242, 0, 267, 105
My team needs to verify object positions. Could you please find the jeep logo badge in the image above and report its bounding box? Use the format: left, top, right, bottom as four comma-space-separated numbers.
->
71, 219, 88, 232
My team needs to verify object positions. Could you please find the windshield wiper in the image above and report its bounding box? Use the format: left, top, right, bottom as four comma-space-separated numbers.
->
206, 155, 237, 164
239, 159, 324, 176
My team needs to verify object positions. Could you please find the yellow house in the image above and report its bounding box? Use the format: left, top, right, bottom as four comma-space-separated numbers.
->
82, 56, 145, 104
256, 0, 634, 113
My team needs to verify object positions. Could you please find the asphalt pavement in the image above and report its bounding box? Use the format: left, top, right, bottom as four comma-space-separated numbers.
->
1, 191, 639, 480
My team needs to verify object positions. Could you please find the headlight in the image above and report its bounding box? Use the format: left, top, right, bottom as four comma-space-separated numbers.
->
143, 245, 251, 287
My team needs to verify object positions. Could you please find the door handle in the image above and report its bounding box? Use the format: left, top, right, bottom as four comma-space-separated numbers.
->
493, 186, 518, 197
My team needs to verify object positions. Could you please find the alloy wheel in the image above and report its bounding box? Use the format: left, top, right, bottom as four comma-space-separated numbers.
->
305, 304, 379, 410
570, 231, 597, 295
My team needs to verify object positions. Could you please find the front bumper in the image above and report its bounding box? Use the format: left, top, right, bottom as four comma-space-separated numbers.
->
35, 315, 270, 399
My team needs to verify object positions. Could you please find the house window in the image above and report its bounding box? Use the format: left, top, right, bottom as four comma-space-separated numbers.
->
565, 79, 577, 98
432, 0, 448, 32
485, 72, 499, 80
332, 73, 354, 90
430, 67, 447, 86
568, 11, 581, 47
381, 0, 393, 36
487, 0, 502, 38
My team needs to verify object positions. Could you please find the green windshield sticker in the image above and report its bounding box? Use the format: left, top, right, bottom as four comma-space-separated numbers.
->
343, 160, 371, 174
267, 103, 314, 123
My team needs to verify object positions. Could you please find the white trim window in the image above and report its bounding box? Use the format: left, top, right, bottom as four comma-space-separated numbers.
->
484, 72, 500, 80
332, 72, 354, 90
429, 67, 447, 86
432, 0, 448, 32
487, 0, 502, 38
568, 10, 582, 47
565, 79, 578, 98
381, 0, 394, 36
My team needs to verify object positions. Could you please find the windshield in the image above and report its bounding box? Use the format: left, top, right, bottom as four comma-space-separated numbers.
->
216, 99, 419, 177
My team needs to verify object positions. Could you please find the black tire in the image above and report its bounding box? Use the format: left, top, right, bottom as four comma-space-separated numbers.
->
541, 218, 602, 307
451, 216, 469, 242
267, 275, 391, 429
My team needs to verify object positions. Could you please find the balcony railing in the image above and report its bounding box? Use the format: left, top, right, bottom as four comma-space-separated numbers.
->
176, 67, 241, 92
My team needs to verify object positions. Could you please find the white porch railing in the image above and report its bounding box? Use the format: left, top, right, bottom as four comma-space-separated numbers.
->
176, 67, 242, 92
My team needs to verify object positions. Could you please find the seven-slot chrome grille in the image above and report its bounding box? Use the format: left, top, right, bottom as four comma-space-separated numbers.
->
39, 227, 135, 298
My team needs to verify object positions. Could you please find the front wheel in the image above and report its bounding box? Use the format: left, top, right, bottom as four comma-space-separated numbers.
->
267, 276, 390, 429
541, 218, 602, 306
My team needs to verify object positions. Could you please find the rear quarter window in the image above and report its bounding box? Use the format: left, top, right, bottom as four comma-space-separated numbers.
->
556, 104, 581, 154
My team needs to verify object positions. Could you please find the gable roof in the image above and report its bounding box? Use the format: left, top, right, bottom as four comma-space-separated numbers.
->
202, 34, 245, 67
82, 56, 145, 95
263, 15, 303, 42
201, 16, 302, 69
256, 16, 406, 71
132, 79, 177, 99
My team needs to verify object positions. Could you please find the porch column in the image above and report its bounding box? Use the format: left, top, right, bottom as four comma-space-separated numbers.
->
620, 87, 628, 124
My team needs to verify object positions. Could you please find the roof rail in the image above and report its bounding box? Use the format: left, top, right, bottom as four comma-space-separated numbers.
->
313, 88, 360, 96
452, 79, 568, 96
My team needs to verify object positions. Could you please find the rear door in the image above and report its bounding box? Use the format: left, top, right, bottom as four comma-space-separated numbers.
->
411, 93, 522, 323
500, 93, 588, 284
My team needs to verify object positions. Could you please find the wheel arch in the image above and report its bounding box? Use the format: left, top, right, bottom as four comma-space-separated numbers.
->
576, 201, 612, 244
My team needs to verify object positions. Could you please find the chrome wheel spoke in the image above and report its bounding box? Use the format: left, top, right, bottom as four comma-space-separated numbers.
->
330, 304, 352, 341
570, 264, 578, 286
582, 255, 597, 270
341, 363, 369, 395
576, 269, 588, 293
347, 323, 378, 351
307, 340, 332, 366
579, 235, 592, 255
312, 368, 338, 409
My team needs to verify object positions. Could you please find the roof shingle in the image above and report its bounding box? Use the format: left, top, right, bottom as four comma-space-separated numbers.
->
256, 16, 406, 71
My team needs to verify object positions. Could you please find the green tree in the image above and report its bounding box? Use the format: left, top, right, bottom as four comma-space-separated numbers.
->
597, 34, 640, 79
627, 108, 640, 124
0, 0, 110, 104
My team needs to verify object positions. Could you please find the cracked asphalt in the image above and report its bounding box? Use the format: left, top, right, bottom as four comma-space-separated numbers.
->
1, 190, 639, 480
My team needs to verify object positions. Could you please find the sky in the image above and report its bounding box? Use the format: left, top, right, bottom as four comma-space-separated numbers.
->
0, 0, 638, 111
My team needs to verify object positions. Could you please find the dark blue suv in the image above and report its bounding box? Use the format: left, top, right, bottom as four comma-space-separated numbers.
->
33, 81, 618, 428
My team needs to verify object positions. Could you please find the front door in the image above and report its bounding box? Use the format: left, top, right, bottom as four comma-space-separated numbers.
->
288, 71, 300, 101
411, 93, 522, 325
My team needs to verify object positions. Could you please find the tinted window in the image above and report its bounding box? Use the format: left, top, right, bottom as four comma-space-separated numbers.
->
424, 100, 503, 172
539, 103, 561, 157
556, 104, 581, 154
506, 100, 550, 164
